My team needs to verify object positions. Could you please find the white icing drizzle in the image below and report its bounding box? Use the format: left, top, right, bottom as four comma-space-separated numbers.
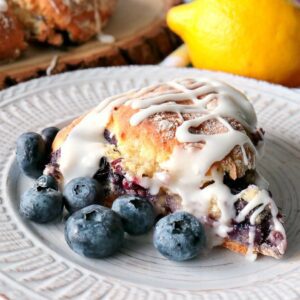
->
246, 226, 257, 261
235, 186, 286, 259
49, 0, 61, 14
46, 55, 58, 76
127, 78, 258, 180
94, 0, 101, 34
128, 79, 257, 132
59, 89, 139, 184
0, 0, 7, 12
58, 78, 286, 258
97, 33, 115, 44
93, 0, 116, 44
235, 190, 269, 224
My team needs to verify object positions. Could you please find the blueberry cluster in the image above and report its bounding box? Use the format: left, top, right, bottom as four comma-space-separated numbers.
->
17, 126, 62, 223
17, 129, 206, 261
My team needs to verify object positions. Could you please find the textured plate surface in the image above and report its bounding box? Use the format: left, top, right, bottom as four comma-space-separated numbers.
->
0, 66, 299, 300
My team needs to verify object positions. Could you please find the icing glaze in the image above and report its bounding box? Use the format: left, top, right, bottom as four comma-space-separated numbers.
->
59, 89, 138, 184
97, 33, 115, 44
246, 226, 257, 261
57, 77, 286, 258
46, 55, 58, 76
94, 0, 101, 33
93, 1, 116, 45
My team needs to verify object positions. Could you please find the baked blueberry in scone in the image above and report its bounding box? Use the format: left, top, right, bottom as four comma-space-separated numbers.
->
44, 78, 287, 260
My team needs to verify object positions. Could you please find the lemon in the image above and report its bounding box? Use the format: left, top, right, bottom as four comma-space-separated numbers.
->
167, 0, 300, 86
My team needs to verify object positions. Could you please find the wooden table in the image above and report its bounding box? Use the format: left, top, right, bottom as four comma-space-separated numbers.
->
0, 0, 181, 89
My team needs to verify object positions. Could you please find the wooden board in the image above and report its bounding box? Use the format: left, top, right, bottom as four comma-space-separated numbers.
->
0, 0, 182, 89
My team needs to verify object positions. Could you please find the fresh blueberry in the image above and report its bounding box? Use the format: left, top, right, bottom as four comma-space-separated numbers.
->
64, 205, 124, 258
41, 127, 59, 150
153, 212, 206, 261
16, 132, 46, 178
63, 177, 103, 213
36, 175, 58, 190
20, 186, 63, 223
112, 195, 155, 235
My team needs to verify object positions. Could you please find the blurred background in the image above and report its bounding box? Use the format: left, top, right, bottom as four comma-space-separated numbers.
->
0, 0, 299, 90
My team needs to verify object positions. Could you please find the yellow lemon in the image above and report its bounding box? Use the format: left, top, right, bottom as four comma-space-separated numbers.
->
167, 0, 300, 86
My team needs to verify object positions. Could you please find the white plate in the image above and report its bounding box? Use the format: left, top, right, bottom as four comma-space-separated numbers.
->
0, 66, 300, 300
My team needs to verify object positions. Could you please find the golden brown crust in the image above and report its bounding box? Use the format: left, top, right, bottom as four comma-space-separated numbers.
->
11, 0, 117, 45
0, 6, 26, 60
222, 239, 248, 256
223, 238, 284, 259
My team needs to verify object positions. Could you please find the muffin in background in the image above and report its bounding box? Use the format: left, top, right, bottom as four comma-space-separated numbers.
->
11, 0, 118, 46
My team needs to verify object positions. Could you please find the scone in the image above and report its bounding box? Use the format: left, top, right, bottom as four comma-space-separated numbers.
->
45, 78, 287, 260
11, 0, 117, 45
0, 1, 26, 60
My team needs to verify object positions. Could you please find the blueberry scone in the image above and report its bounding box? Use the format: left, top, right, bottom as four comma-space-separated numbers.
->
45, 78, 287, 260
11, 0, 117, 45
0, 0, 26, 60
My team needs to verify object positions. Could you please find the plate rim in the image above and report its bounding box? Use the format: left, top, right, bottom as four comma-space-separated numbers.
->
1, 66, 300, 107
0, 66, 300, 300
